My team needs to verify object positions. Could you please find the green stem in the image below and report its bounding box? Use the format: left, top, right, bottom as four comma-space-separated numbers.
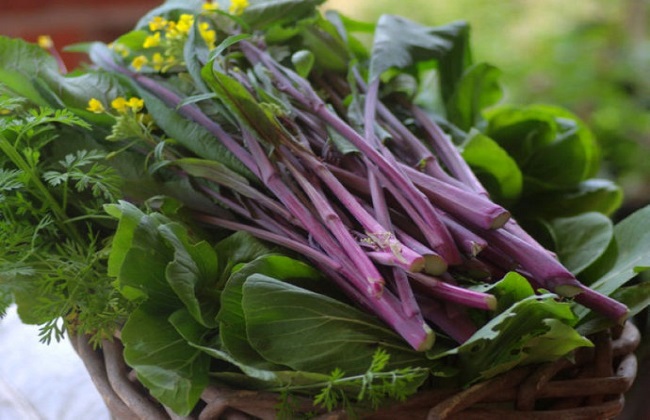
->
0, 134, 81, 243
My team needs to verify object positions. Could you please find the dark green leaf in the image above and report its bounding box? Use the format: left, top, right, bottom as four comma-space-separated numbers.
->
121, 307, 210, 416
242, 275, 428, 375
432, 283, 591, 384
581, 205, 650, 296
369, 16, 470, 104
218, 255, 319, 370
549, 213, 613, 275
514, 179, 623, 219
240, 0, 325, 30
446, 63, 502, 131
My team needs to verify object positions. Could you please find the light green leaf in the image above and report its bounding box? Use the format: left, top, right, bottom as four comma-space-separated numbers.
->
461, 129, 522, 204
292, 50, 315, 78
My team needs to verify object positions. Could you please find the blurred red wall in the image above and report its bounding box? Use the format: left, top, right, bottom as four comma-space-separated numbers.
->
0, 0, 162, 69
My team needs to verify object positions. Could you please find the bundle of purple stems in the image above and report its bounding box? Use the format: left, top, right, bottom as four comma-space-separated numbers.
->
94, 39, 628, 352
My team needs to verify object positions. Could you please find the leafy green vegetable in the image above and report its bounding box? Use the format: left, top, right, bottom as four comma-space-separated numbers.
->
121, 307, 210, 416
432, 273, 592, 384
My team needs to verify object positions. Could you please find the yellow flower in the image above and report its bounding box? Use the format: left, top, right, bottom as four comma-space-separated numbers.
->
202, 2, 219, 11
229, 0, 249, 15
37, 35, 53, 49
86, 98, 105, 114
110, 43, 130, 57
149, 16, 168, 32
152, 52, 165, 72
127, 97, 145, 113
131, 55, 148, 71
199, 22, 217, 49
143, 32, 161, 48
176, 14, 195, 34
111, 97, 129, 114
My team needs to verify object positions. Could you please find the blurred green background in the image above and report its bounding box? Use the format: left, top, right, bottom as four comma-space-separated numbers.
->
324, 0, 650, 214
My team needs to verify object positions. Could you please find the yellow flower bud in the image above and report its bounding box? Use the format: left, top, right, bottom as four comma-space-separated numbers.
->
37, 35, 54, 49
149, 16, 168, 32
86, 98, 105, 114
127, 97, 145, 113
202, 2, 219, 11
143, 32, 161, 49
229, 0, 249, 16
111, 97, 129, 114
131, 55, 148, 71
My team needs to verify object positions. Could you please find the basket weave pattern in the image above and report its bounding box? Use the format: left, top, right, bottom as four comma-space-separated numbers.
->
70, 322, 640, 420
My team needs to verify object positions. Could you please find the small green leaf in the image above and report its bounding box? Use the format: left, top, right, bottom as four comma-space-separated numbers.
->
240, 0, 325, 30
291, 50, 315, 78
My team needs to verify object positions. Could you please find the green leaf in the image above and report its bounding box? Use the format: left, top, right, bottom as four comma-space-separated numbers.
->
549, 213, 613, 275
369, 16, 470, 102
486, 105, 601, 191
240, 0, 325, 30
129, 81, 252, 178
218, 255, 320, 370
106, 201, 181, 309
213, 231, 272, 289
291, 50, 315, 78
513, 179, 623, 219
159, 223, 221, 328
241, 275, 428, 375
433, 287, 592, 384
581, 205, 650, 296
461, 129, 522, 204
121, 307, 210, 416
201, 61, 285, 145
446, 62, 502, 131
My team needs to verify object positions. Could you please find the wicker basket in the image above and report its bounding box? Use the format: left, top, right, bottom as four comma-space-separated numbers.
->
70, 322, 640, 420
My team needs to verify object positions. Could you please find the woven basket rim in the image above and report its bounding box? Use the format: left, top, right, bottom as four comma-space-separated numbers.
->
70, 322, 641, 420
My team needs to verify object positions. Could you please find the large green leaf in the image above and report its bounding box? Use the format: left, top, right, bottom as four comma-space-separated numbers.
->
159, 223, 221, 328
486, 105, 600, 191
513, 179, 623, 219
369, 15, 470, 99
446, 62, 502, 131
548, 213, 613, 275
581, 205, 650, 296
0, 37, 125, 124
218, 255, 320, 370
121, 307, 210, 416
105, 202, 180, 311
239, 0, 325, 30
241, 275, 428, 375
461, 129, 522, 204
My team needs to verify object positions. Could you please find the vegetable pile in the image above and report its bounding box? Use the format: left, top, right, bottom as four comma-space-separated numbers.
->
2, 0, 650, 416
